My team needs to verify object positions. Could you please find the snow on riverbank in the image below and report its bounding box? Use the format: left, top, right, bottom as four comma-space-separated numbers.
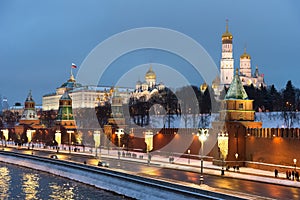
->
0, 154, 200, 200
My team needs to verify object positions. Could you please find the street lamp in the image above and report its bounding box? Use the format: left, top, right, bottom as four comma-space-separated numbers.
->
197, 128, 209, 185
188, 149, 191, 164
235, 153, 239, 171
293, 158, 297, 171
26, 129, 35, 154
145, 130, 154, 165
218, 131, 228, 175
93, 130, 101, 159
1, 129, 9, 150
67, 130, 74, 159
55, 130, 61, 153
116, 128, 124, 166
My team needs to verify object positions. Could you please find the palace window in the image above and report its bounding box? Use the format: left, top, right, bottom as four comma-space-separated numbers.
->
239, 103, 243, 109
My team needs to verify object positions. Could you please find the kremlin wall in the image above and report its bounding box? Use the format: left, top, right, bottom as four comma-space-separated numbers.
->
1, 21, 299, 171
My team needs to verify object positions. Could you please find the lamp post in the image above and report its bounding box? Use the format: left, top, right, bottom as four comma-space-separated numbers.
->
293, 158, 297, 171
145, 130, 154, 165
26, 130, 35, 154
197, 128, 209, 185
55, 130, 61, 153
67, 130, 74, 159
218, 131, 228, 175
93, 130, 101, 159
235, 153, 239, 171
116, 128, 124, 166
188, 149, 191, 164
1, 129, 8, 150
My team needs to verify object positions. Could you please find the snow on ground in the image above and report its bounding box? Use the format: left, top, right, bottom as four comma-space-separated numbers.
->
0, 154, 199, 200
146, 112, 300, 128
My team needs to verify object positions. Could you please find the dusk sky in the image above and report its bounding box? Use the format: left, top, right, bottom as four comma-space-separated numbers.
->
0, 0, 299, 105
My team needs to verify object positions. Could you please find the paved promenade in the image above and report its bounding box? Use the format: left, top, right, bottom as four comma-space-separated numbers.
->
3, 142, 300, 189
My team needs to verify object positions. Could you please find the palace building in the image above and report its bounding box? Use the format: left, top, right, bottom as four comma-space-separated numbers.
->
42, 71, 132, 111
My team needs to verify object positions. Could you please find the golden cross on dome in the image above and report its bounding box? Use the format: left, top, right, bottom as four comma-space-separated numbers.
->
226, 19, 229, 32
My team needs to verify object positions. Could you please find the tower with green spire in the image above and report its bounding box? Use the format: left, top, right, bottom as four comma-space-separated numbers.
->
56, 92, 76, 129
212, 69, 262, 166
220, 69, 255, 121
108, 87, 126, 128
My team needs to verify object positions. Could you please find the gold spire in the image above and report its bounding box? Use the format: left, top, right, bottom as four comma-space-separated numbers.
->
226, 19, 229, 32
240, 45, 251, 59
145, 65, 156, 79
222, 19, 233, 40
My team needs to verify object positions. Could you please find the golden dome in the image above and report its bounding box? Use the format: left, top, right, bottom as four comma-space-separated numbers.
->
145, 66, 156, 80
200, 82, 208, 93
222, 20, 233, 40
240, 48, 251, 59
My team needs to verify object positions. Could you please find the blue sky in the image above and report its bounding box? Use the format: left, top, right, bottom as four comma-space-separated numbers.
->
0, 0, 299, 104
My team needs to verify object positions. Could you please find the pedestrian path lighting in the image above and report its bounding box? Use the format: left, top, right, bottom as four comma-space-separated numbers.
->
116, 128, 124, 166
197, 128, 209, 185
235, 153, 239, 171
145, 130, 154, 165
93, 130, 101, 159
55, 130, 61, 153
26, 129, 35, 154
294, 159, 297, 171
1, 129, 8, 150
67, 130, 74, 159
218, 131, 228, 175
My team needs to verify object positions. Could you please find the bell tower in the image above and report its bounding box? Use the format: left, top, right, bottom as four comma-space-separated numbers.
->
220, 20, 234, 87
239, 47, 252, 78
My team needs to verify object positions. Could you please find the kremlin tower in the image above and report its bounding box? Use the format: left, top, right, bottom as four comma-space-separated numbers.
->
19, 90, 40, 125
15, 90, 43, 135
220, 20, 234, 87
56, 92, 76, 129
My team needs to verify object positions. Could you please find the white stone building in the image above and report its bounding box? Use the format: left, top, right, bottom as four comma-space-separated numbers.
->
213, 20, 266, 96
42, 72, 132, 111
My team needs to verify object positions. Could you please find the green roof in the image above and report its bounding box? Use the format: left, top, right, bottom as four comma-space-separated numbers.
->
225, 69, 249, 100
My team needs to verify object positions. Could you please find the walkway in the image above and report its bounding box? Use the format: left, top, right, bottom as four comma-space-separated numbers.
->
3, 142, 300, 189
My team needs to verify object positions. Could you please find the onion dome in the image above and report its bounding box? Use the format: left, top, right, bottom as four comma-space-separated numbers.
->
240, 48, 251, 59
200, 82, 208, 93
145, 66, 156, 80
222, 20, 233, 43
212, 76, 220, 89
109, 87, 114, 95
136, 80, 142, 85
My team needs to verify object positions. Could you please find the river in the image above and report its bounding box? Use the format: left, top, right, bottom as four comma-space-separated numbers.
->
0, 162, 131, 200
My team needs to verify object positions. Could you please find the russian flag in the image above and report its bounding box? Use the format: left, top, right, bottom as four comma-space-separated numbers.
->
71, 63, 77, 69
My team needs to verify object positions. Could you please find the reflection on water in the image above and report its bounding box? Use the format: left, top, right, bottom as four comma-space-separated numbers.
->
23, 173, 39, 200
0, 162, 130, 200
50, 182, 75, 199
0, 166, 11, 199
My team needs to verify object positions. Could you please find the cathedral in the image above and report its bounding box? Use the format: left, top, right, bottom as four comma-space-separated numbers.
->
131, 66, 166, 101
213, 21, 266, 96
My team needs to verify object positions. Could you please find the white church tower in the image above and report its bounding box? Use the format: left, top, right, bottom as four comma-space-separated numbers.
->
239, 47, 251, 77
220, 20, 234, 87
